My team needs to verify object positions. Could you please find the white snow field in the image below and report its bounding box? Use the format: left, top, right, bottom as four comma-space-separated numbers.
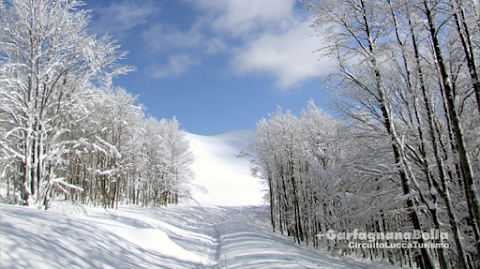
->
1, 130, 403, 268
185, 130, 264, 206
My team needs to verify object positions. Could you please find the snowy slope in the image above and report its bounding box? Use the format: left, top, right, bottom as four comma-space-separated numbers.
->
1, 203, 405, 269
186, 130, 264, 206
1, 204, 206, 269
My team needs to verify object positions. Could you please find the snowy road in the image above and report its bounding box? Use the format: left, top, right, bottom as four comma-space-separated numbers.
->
1, 203, 400, 269
198, 206, 381, 269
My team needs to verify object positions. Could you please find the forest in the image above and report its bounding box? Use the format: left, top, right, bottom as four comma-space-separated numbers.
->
247, 0, 480, 268
0, 0, 195, 210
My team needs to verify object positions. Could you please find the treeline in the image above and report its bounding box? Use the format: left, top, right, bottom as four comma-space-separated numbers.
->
0, 0, 194, 209
249, 0, 480, 268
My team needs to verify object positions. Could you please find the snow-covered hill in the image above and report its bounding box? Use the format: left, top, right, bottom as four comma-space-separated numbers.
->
186, 130, 264, 206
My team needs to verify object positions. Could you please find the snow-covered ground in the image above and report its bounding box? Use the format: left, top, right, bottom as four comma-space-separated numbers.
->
1, 130, 404, 268
2, 203, 404, 268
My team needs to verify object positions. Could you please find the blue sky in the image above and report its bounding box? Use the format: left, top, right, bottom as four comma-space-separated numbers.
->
82, 0, 334, 136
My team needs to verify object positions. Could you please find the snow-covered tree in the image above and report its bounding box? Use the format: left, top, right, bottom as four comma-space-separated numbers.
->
0, 0, 133, 208
128, 116, 194, 207
0, 0, 196, 210
248, 101, 348, 246
301, 0, 480, 267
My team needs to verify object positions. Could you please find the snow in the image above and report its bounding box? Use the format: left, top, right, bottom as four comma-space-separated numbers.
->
99, 226, 204, 263
1, 204, 404, 268
185, 130, 264, 206
1, 204, 209, 269
1, 130, 405, 268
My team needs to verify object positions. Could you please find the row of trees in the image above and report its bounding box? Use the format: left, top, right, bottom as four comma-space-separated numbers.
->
249, 0, 479, 268
247, 101, 348, 245
0, 0, 195, 209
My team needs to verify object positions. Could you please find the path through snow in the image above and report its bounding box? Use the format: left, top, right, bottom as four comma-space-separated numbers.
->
2, 203, 402, 268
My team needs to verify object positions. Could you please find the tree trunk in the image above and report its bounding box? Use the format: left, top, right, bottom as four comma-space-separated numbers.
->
423, 0, 480, 256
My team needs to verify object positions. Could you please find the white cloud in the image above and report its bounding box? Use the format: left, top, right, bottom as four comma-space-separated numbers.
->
147, 54, 200, 78
143, 23, 204, 52
143, 17, 228, 55
206, 38, 227, 54
91, 1, 158, 36
191, 0, 296, 35
231, 21, 334, 89
138, 0, 333, 88
185, 0, 332, 89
